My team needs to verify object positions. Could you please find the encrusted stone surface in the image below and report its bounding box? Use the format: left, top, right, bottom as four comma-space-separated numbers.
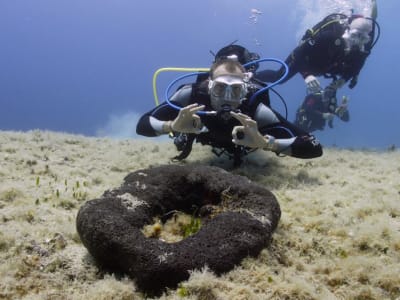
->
76, 165, 281, 296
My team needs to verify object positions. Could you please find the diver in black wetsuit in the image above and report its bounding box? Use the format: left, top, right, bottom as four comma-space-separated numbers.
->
294, 86, 350, 132
256, 10, 379, 95
136, 59, 322, 165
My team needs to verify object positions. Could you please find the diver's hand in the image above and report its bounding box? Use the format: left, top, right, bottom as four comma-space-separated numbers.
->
335, 96, 349, 118
168, 104, 204, 134
305, 75, 322, 95
230, 112, 277, 150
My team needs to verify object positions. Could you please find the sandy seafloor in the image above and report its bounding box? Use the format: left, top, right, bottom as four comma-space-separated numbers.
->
0, 129, 399, 300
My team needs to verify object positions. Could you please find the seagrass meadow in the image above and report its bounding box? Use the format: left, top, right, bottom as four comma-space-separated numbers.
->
0, 130, 399, 300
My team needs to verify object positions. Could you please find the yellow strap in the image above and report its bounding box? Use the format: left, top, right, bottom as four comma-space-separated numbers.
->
152, 67, 209, 105
311, 19, 340, 37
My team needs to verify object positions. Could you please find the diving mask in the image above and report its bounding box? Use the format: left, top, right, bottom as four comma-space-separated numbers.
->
343, 18, 372, 52
350, 28, 370, 44
343, 29, 371, 52
209, 75, 247, 111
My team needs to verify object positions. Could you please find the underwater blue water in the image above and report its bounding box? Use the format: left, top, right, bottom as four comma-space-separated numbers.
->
0, 0, 398, 149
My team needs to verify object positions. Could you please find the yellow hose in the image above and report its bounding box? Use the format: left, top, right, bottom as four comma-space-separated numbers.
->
152, 67, 209, 105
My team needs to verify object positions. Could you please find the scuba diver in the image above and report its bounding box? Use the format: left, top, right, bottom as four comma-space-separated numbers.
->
294, 82, 350, 132
255, 0, 379, 95
136, 57, 322, 166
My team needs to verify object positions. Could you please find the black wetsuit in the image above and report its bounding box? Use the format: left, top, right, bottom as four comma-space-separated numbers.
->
256, 15, 372, 87
136, 81, 322, 159
295, 92, 350, 132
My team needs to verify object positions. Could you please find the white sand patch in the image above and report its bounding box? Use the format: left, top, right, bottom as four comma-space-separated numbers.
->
0, 130, 399, 299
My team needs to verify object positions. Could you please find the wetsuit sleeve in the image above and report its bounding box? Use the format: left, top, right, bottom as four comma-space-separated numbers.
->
255, 50, 299, 84
136, 85, 193, 137
254, 104, 323, 158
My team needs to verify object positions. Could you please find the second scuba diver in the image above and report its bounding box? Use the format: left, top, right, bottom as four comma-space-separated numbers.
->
255, 1, 379, 96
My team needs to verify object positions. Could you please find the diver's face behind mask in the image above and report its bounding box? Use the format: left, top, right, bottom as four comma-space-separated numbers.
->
342, 18, 372, 52
209, 75, 247, 112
